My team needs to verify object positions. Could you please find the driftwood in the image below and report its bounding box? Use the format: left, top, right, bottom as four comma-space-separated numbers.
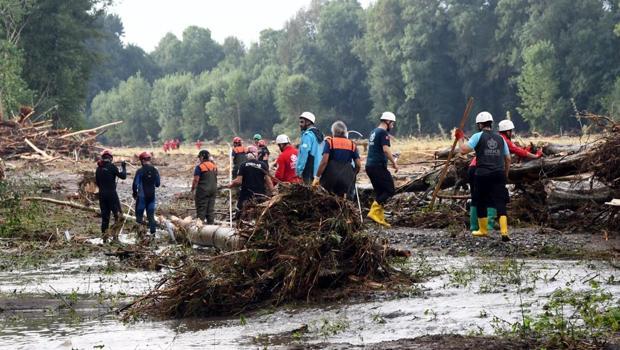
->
544, 179, 612, 211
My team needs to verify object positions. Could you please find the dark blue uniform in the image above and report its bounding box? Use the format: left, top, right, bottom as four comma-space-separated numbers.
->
132, 164, 160, 233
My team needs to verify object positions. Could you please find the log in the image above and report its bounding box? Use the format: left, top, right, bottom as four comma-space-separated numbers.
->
508, 151, 588, 183
24, 138, 53, 160
544, 179, 613, 210
543, 143, 590, 155
59, 121, 123, 139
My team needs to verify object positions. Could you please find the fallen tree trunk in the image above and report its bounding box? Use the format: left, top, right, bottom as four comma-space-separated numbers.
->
544, 179, 613, 211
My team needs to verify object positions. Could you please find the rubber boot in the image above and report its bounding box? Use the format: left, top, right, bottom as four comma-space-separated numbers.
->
499, 215, 510, 242
367, 201, 380, 222
487, 208, 497, 231
376, 204, 391, 228
469, 206, 479, 231
472, 217, 488, 237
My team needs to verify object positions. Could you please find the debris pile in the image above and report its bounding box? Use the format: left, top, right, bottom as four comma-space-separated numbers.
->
126, 184, 411, 319
0, 107, 121, 160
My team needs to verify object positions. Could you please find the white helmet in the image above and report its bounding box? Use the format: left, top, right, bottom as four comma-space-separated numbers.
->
300, 111, 316, 124
498, 120, 515, 132
380, 111, 396, 122
475, 111, 494, 124
275, 134, 290, 144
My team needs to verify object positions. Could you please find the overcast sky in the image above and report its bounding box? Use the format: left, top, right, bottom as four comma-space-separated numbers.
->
110, 0, 372, 53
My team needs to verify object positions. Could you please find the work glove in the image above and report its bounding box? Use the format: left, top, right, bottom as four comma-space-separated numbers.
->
312, 177, 320, 188
454, 128, 465, 140
535, 149, 543, 158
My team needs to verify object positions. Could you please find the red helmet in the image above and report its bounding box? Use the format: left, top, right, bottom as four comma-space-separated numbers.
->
101, 150, 113, 158
257, 140, 266, 147
233, 137, 242, 143
138, 151, 151, 160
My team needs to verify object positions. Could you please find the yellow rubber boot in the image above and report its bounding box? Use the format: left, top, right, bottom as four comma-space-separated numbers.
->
376, 204, 391, 228
472, 217, 488, 237
499, 215, 510, 242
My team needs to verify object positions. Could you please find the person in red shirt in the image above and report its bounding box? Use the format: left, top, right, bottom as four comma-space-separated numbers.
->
195, 139, 203, 150
498, 120, 543, 160
163, 140, 169, 153
274, 134, 301, 184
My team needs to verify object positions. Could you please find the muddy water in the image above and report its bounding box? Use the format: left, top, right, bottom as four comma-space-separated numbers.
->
1, 256, 618, 349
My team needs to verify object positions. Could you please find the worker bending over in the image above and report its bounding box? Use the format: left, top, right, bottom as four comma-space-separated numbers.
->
95, 150, 126, 240
274, 134, 301, 184
314, 121, 361, 197
366, 112, 399, 227
192, 150, 217, 224
498, 120, 543, 160
228, 146, 274, 219
133, 152, 160, 235
456, 112, 511, 242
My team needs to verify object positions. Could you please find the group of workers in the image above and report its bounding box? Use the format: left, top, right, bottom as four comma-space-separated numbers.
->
95, 150, 160, 241
163, 139, 181, 152
96, 109, 541, 243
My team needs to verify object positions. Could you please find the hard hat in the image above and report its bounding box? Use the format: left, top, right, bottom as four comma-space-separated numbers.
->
275, 134, 290, 144
475, 111, 494, 124
138, 151, 152, 160
380, 111, 396, 122
253, 134, 262, 141
233, 136, 242, 143
100, 150, 113, 158
247, 145, 258, 155
300, 111, 316, 124
198, 149, 210, 159
498, 120, 515, 132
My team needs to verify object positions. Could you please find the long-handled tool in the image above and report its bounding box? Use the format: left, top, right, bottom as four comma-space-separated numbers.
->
355, 182, 363, 222
429, 97, 474, 210
226, 142, 233, 227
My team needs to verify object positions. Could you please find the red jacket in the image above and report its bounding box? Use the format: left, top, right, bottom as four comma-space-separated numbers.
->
275, 145, 301, 183
500, 133, 530, 159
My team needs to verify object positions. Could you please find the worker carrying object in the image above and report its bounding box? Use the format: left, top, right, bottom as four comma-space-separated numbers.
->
132, 151, 160, 235
314, 121, 361, 197
95, 150, 127, 240
296, 111, 324, 183
366, 112, 399, 227
192, 150, 218, 224
498, 119, 543, 160
274, 134, 301, 183
228, 146, 274, 220
231, 137, 247, 178
456, 111, 511, 242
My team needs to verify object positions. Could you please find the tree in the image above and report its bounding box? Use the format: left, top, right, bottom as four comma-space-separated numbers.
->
150, 73, 194, 140
205, 68, 250, 137
152, 26, 224, 75
517, 41, 568, 131
274, 74, 320, 135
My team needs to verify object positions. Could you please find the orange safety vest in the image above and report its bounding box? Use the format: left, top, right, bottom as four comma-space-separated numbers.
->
232, 146, 246, 155
325, 136, 356, 152
199, 161, 217, 173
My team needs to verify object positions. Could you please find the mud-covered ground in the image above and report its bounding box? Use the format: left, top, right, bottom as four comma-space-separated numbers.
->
1, 149, 619, 349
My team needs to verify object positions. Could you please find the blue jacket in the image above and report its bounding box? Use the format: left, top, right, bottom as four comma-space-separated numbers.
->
296, 126, 324, 179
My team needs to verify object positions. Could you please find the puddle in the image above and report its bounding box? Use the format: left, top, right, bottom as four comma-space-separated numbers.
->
1, 256, 618, 349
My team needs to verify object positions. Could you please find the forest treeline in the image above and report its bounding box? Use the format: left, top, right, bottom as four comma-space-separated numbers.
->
1, 0, 620, 145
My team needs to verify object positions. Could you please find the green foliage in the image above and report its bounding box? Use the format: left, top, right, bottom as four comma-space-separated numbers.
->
274, 74, 320, 135
517, 41, 568, 131
0, 40, 31, 117
151, 73, 194, 140
493, 286, 620, 348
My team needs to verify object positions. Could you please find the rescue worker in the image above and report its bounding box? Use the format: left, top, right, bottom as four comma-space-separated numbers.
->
231, 137, 247, 178
456, 111, 511, 241
274, 134, 301, 183
498, 119, 543, 160
296, 111, 324, 183
132, 151, 160, 235
95, 150, 126, 240
467, 156, 496, 234
257, 139, 270, 165
313, 121, 361, 197
253, 134, 262, 146
195, 139, 203, 150
366, 112, 399, 227
191, 150, 217, 224
228, 146, 274, 219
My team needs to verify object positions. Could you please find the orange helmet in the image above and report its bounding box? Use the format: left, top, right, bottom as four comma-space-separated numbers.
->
138, 151, 151, 160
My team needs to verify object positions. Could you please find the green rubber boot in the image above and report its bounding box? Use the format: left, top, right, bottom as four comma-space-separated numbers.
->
470, 206, 479, 231
487, 208, 497, 231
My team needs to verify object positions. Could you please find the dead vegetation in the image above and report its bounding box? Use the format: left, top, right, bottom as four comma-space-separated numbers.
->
124, 184, 413, 319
